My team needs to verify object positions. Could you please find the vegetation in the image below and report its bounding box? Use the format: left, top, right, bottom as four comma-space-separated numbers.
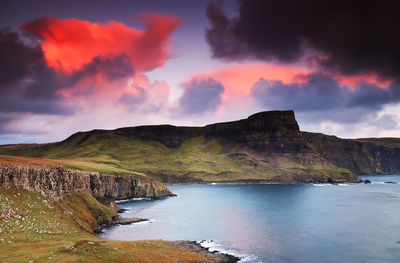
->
0, 128, 359, 183
0, 187, 217, 263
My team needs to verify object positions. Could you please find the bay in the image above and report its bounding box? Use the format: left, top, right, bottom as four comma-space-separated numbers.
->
100, 175, 400, 263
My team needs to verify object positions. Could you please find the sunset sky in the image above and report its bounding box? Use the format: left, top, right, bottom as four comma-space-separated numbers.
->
1, 0, 400, 144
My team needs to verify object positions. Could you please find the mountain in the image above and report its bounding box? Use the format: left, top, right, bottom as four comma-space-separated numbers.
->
1, 110, 399, 183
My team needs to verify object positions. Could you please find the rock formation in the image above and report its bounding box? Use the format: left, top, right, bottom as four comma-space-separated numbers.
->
1, 110, 399, 183
0, 163, 175, 200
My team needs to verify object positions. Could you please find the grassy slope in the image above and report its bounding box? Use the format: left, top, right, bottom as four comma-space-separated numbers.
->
0, 187, 216, 263
0, 129, 358, 183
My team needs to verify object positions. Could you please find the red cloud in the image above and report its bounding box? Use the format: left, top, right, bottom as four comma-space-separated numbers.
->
21, 13, 182, 73
188, 64, 390, 100
190, 64, 308, 96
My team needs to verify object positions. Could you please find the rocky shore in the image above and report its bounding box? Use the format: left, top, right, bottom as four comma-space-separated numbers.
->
171, 241, 240, 263
93, 215, 148, 233
0, 163, 175, 200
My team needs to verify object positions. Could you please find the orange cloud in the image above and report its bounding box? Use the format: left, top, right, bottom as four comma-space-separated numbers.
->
21, 14, 182, 73
333, 73, 391, 89
189, 64, 391, 101
190, 63, 308, 96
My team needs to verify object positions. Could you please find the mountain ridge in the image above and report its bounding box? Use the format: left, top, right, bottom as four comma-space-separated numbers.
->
1, 110, 399, 183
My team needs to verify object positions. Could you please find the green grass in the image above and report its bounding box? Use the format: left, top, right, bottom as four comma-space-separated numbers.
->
0, 130, 359, 183
0, 187, 217, 263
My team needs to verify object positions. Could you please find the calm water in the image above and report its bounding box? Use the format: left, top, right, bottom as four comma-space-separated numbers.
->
100, 175, 400, 263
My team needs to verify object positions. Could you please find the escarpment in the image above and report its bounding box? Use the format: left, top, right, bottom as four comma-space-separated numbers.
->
0, 163, 175, 200
114, 110, 305, 152
0, 110, 399, 183
304, 132, 400, 174
115, 110, 400, 175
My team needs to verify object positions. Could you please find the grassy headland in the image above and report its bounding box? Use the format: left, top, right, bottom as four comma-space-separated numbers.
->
0, 186, 233, 263
0, 110, 366, 183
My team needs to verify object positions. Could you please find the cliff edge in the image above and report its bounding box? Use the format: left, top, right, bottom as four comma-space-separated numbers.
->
1, 110, 398, 183
0, 163, 175, 200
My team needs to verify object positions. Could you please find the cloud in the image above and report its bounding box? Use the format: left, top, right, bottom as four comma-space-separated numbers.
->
174, 77, 225, 115
118, 73, 170, 113
119, 87, 147, 109
0, 113, 19, 134
0, 28, 74, 115
0, 27, 144, 135
68, 54, 134, 85
251, 73, 400, 123
21, 14, 182, 73
348, 82, 400, 110
0, 28, 43, 89
188, 63, 307, 96
371, 114, 399, 130
206, 0, 400, 81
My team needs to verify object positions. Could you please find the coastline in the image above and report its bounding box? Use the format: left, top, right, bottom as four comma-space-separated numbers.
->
172, 241, 240, 263
165, 179, 364, 185
98, 197, 241, 262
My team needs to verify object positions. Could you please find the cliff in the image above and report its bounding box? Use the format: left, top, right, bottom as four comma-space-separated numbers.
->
304, 133, 400, 174
0, 186, 236, 263
0, 110, 399, 183
113, 110, 303, 151
0, 163, 175, 200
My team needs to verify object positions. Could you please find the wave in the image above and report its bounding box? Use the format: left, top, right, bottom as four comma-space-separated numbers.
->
116, 197, 153, 203
313, 183, 351, 187
128, 219, 156, 225
313, 184, 330, 187
197, 240, 259, 263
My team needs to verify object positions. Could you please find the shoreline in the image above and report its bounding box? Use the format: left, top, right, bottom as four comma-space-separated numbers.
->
172, 241, 240, 263
101, 178, 399, 261
98, 197, 241, 262
165, 180, 364, 185
164, 174, 400, 185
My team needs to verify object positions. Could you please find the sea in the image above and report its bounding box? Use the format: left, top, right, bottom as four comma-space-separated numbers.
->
99, 174, 400, 263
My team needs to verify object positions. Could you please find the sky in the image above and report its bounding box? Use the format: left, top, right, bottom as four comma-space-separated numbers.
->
1, 0, 400, 144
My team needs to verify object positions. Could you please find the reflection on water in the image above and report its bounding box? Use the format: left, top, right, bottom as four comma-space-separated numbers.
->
100, 175, 400, 263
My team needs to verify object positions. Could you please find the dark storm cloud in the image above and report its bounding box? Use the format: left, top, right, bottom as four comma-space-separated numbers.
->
0, 28, 68, 110
0, 28, 43, 90
0, 28, 134, 134
69, 54, 134, 84
348, 82, 400, 110
176, 77, 225, 115
251, 74, 400, 121
251, 74, 345, 111
206, 0, 400, 80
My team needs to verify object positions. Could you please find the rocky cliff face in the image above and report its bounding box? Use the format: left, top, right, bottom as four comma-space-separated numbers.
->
113, 110, 305, 152
113, 110, 400, 175
304, 132, 400, 174
204, 110, 307, 154
0, 164, 175, 200
1, 110, 399, 183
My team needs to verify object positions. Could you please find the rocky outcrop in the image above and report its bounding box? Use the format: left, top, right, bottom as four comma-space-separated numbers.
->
303, 132, 400, 174
1, 110, 399, 183
0, 163, 175, 200
112, 110, 305, 152
171, 241, 239, 263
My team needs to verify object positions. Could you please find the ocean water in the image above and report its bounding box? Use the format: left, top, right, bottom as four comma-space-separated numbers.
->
100, 175, 400, 263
